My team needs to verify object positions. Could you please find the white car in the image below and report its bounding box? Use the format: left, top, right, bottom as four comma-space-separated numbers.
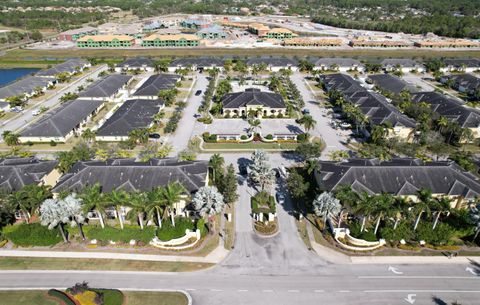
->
339, 122, 352, 129
32, 109, 40, 116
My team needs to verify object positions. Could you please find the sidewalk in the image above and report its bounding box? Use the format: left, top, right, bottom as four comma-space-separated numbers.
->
0, 245, 229, 264
304, 220, 480, 265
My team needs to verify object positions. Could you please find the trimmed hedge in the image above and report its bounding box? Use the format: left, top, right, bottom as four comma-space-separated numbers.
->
47, 289, 76, 305
3, 223, 62, 246
92, 289, 124, 305
157, 217, 195, 241
85, 225, 155, 243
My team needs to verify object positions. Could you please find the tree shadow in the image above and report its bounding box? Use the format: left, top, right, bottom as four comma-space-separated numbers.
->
468, 258, 480, 276
286, 124, 303, 134
280, 151, 302, 162
431, 296, 447, 305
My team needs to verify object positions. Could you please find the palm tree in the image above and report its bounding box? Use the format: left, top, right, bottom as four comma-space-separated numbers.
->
209, 154, 224, 184
106, 190, 129, 229
161, 182, 187, 227
127, 192, 147, 230
248, 118, 261, 134
436, 116, 449, 133
3, 131, 19, 146
352, 192, 377, 232
413, 189, 433, 231
146, 187, 166, 228
390, 197, 409, 230
300, 114, 316, 135
81, 129, 96, 144
432, 197, 452, 230
80, 184, 106, 229
373, 193, 395, 235
304, 159, 318, 176
7, 191, 29, 222
19, 184, 52, 220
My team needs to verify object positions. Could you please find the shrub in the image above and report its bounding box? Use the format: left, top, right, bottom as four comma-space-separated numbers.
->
50, 140, 57, 147
265, 134, 273, 140
3, 223, 62, 246
209, 134, 217, 142
92, 289, 124, 305
197, 218, 208, 237
348, 221, 378, 242
277, 112, 284, 118
380, 221, 415, 242
415, 222, 455, 245
202, 132, 210, 142
48, 290, 76, 305
157, 217, 195, 241
296, 133, 309, 143
240, 135, 248, 140
85, 225, 155, 243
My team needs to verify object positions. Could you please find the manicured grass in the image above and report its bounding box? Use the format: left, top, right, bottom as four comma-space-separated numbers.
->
224, 204, 235, 250
0, 257, 213, 272
3, 48, 480, 62
0, 291, 189, 305
296, 219, 311, 250
124, 291, 188, 305
203, 142, 298, 150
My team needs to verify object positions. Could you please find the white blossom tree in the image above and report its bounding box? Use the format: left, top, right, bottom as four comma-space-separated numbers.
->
248, 150, 275, 191
192, 186, 225, 221
62, 194, 86, 240
40, 198, 70, 243
470, 203, 480, 241
313, 192, 342, 228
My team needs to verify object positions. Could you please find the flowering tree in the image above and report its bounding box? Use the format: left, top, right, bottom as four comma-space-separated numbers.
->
248, 150, 275, 191
192, 186, 225, 220
62, 194, 86, 240
312, 192, 342, 227
470, 203, 480, 241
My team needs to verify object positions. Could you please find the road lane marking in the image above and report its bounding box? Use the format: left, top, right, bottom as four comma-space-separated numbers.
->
364, 290, 480, 293
314, 290, 324, 293
360, 275, 480, 280
288, 290, 299, 293
238, 289, 248, 292
262, 290, 274, 293
185, 289, 196, 291
210, 289, 222, 292
338, 290, 350, 293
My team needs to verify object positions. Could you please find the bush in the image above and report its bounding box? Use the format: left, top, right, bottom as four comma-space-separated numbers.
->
157, 217, 195, 241
3, 223, 62, 246
348, 221, 378, 242
92, 289, 124, 305
296, 133, 309, 143
415, 222, 455, 245
277, 112, 284, 118
240, 135, 248, 140
380, 221, 415, 242
202, 132, 210, 141
85, 225, 155, 243
197, 218, 208, 237
50, 140, 57, 147
265, 134, 273, 140
48, 289, 76, 305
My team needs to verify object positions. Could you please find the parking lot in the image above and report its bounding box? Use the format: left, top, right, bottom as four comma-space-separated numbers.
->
194, 118, 304, 137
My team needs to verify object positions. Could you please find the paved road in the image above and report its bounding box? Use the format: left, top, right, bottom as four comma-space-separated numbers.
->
290, 72, 349, 156
0, 64, 107, 139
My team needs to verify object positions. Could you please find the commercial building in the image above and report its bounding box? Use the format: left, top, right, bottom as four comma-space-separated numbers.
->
19, 99, 104, 143
221, 88, 286, 118
196, 26, 228, 39
76, 35, 135, 48
58, 26, 97, 41
96, 99, 164, 142
78, 74, 132, 102
315, 158, 480, 207
132, 74, 181, 99
142, 34, 200, 47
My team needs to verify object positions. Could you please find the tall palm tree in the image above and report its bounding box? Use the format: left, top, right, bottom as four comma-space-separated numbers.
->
146, 187, 166, 228
127, 192, 147, 230
209, 154, 225, 184
305, 159, 319, 176
373, 193, 395, 235
7, 191, 29, 223
390, 197, 409, 230
300, 114, 316, 135
81, 129, 96, 144
432, 197, 452, 230
436, 116, 449, 133
248, 119, 261, 134
106, 190, 129, 230
80, 184, 107, 229
353, 192, 377, 232
161, 182, 187, 227
413, 189, 433, 231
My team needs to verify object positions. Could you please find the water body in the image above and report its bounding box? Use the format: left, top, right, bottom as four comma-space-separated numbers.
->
0, 68, 40, 87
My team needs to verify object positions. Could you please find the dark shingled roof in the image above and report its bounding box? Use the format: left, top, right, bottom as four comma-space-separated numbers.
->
222, 88, 285, 109
443, 59, 480, 68
246, 57, 298, 67
309, 57, 363, 68
411, 91, 480, 128
53, 158, 208, 194
447, 74, 480, 93
381, 58, 421, 68
316, 158, 480, 199
20, 99, 103, 138
117, 57, 154, 69
320, 73, 416, 128
97, 99, 164, 137
79, 74, 132, 98
36, 58, 89, 77
133, 74, 181, 97
0, 157, 57, 193
0, 76, 52, 100
368, 74, 418, 94
169, 57, 224, 68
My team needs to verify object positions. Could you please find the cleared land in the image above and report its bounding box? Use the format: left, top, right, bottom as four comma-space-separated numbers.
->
0, 291, 188, 305
0, 257, 213, 272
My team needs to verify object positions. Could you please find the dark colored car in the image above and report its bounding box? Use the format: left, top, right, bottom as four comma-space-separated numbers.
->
195, 90, 202, 96
149, 133, 161, 139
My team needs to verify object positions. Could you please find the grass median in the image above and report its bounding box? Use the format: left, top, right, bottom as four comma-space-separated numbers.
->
0, 257, 213, 272
0, 290, 188, 305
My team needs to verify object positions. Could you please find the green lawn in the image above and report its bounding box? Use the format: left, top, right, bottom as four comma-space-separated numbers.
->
203, 142, 298, 150
0, 291, 188, 305
0, 257, 213, 272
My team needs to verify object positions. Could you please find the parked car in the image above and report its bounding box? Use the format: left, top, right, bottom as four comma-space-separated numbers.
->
149, 133, 161, 139
32, 109, 40, 116
302, 108, 310, 115
339, 122, 352, 129
276, 193, 285, 205
195, 90, 202, 96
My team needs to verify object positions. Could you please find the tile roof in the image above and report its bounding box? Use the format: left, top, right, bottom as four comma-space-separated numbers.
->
222, 88, 285, 109
20, 99, 103, 138
96, 99, 163, 137
0, 76, 52, 99
411, 91, 480, 128
79, 74, 132, 98
246, 56, 298, 67
36, 59, 89, 77
316, 158, 480, 198
77, 35, 134, 42
0, 157, 58, 193
320, 73, 416, 128
143, 33, 200, 41
53, 158, 208, 194
132, 74, 181, 97
368, 74, 418, 94
117, 57, 154, 68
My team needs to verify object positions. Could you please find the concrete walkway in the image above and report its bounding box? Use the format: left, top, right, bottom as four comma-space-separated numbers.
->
0, 246, 229, 264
